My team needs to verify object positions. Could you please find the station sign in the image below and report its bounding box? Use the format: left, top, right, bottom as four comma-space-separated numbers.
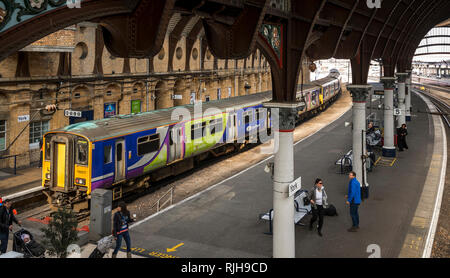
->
288, 176, 302, 197
394, 108, 401, 116
172, 94, 182, 100
373, 90, 384, 96
64, 110, 82, 118
17, 115, 30, 123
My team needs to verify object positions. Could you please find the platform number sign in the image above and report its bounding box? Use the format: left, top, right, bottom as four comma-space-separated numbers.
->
394, 108, 401, 116
288, 177, 302, 197
64, 110, 82, 118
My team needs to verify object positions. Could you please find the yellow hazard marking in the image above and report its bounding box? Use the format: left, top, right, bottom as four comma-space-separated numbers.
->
374, 157, 382, 166
374, 157, 397, 167
167, 242, 184, 252
120, 246, 179, 258
390, 158, 397, 166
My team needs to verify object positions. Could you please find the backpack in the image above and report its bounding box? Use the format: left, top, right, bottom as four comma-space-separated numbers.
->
325, 204, 338, 216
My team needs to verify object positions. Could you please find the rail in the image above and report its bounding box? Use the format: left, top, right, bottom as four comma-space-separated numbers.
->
0, 154, 18, 175
150, 187, 174, 213
414, 86, 450, 128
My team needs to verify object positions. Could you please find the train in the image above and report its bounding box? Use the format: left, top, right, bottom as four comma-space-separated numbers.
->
41, 74, 341, 211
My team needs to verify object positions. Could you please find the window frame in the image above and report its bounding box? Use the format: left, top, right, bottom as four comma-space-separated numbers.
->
191, 122, 207, 140
104, 145, 112, 164
29, 120, 50, 145
209, 118, 223, 135
75, 138, 89, 166
137, 133, 160, 156
0, 120, 6, 151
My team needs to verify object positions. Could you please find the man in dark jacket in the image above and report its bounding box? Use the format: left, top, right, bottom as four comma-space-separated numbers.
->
345, 171, 361, 232
397, 124, 408, 151
0, 199, 21, 254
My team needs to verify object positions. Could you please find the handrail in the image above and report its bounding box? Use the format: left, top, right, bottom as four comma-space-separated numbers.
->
150, 187, 174, 212
0, 154, 18, 175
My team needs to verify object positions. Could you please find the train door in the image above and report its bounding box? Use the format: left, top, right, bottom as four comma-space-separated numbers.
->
115, 139, 126, 182
227, 113, 236, 142
169, 127, 183, 163
55, 142, 66, 188
50, 136, 73, 191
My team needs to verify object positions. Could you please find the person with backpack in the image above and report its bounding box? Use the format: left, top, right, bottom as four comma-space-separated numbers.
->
112, 202, 134, 258
346, 171, 361, 232
0, 199, 22, 254
308, 178, 328, 237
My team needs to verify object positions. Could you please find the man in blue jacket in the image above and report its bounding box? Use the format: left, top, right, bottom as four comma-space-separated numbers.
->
345, 171, 361, 232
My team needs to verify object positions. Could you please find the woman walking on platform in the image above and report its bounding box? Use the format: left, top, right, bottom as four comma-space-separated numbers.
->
112, 202, 133, 258
308, 178, 328, 237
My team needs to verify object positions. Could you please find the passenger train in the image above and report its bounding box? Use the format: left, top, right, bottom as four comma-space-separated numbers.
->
42, 74, 341, 210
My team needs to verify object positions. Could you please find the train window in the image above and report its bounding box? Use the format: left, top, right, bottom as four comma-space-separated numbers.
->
210, 119, 223, 135
138, 136, 148, 143
44, 135, 51, 161
117, 143, 122, 161
244, 111, 253, 125
137, 134, 160, 156
76, 139, 89, 165
256, 108, 266, 121
191, 122, 206, 140
104, 145, 112, 164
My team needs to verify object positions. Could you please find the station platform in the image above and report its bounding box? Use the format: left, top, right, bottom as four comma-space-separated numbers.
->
0, 167, 41, 197
119, 91, 445, 258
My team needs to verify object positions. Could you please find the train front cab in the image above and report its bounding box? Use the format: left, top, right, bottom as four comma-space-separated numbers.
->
42, 132, 91, 206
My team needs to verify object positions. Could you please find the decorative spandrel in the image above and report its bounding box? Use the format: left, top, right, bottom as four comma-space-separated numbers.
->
0, 0, 72, 33
259, 23, 283, 68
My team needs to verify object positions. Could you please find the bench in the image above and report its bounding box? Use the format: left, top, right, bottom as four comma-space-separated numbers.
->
259, 190, 312, 235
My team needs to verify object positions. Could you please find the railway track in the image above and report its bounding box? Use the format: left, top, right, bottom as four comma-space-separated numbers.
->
414, 85, 450, 128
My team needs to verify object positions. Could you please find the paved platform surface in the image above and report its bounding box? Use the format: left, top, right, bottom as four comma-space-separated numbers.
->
0, 167, 41, 197
120, 92, 439, 258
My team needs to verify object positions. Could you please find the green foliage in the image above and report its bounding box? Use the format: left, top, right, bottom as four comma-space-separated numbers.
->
40, 207, 79, 258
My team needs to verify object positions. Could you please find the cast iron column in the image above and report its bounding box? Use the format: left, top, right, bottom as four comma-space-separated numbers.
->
347, 85, 370, 186
405, 70, 412, 121
396, 73, 408, 128
381, 77, 397, 157
263, 103, 298, 258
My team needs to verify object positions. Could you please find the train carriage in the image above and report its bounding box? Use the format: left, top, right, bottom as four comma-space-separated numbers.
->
42, 74, 341, 210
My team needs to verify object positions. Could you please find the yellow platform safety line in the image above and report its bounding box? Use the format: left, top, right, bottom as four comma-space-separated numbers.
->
374, 156, 397, 167
390, 158, 397, 166
374, 157, 382, 166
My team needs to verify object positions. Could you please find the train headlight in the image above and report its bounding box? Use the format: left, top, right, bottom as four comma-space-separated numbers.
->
45, 173, 50, 180
75, 178, 86, 185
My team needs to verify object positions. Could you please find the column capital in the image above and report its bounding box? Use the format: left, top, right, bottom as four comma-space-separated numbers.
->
380, 77, 396, 90
347, 85, 371, 102
395, 72, 408, 83
263, 101, 300, 131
